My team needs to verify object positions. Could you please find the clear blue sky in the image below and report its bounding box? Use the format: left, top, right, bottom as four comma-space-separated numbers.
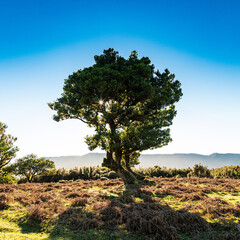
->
0, 0, 240, 157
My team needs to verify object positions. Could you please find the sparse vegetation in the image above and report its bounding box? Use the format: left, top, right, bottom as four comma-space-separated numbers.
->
18, 164, 240, 183
0, 177, 239, 239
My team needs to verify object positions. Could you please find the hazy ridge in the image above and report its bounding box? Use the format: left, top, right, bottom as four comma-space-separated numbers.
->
47, 153, 240, 169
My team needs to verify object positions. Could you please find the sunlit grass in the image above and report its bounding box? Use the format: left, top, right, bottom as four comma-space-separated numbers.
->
207, 192, 240, 205
0, 177, 239, 239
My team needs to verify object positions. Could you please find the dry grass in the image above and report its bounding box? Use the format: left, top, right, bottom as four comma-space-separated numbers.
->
0, 177, 239, 239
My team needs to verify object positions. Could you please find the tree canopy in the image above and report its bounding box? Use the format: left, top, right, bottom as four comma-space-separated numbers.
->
49, 48, 182, 184
0, 122, 19, 170
10, 154, 55, 182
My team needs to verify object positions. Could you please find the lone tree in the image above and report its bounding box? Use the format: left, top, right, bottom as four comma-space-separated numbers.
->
10, 154, 55, 182
0, 122, 19, 170
49, 49, 182, 184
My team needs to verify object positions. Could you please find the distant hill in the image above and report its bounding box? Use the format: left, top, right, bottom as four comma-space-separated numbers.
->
47, 153, 240, 169
47, 153, 105, 169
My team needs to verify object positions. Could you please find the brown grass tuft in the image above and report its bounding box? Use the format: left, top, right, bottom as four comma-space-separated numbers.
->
28, 204, 49, 223
71, 197, 88, 207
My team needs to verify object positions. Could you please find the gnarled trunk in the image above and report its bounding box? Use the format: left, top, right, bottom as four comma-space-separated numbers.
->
125, 163, 145, 181
116, 167, 138, 184
102, 151, 139, 184
125, 154, 145, 181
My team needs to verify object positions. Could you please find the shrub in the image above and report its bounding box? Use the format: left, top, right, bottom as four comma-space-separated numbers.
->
28, 205, 48, 223
30, 164, 240, 183
71, 197, 88, 207
190, 164, 211, 178
210, 165, 240, 179
0, 172, 16, 184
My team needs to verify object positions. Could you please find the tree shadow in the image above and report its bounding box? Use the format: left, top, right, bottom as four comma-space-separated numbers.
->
48, 183, 212, 240
14, 215, 44, 236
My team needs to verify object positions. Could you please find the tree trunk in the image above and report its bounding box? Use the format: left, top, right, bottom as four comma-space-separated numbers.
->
126, 165, 145, 181
104, 121, 140, 184
125, 154, 145, 181
102, 151, 139, 184
116, 166, 139, 185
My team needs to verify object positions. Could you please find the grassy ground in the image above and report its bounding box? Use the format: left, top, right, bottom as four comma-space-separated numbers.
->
0, 177, 239, 239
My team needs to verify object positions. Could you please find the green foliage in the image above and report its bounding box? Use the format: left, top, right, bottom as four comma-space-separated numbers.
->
11, 154, 55, 182
30, 164, 240, 183
34, 166, 117, 182
210, 165, 240, 179
190, 163, 211, 178
188, 164, 240, 179
0, 169, 16, 184
135, 166, 192, 178
0, 122, 19, 170
49, 48, 182, 184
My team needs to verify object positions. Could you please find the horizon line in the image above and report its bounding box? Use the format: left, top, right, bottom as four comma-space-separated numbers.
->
44, 152, 240, 158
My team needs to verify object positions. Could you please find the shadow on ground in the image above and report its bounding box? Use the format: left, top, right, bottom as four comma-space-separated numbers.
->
48, 184, 212, 240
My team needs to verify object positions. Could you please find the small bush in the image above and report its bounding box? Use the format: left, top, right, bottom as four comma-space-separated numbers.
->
71, 197, 88, 207
0, 172, 16, 184
39, 193, 55, 202
30, 164, 240, 184
190, 164, 211, 178
28, 205, 48, 223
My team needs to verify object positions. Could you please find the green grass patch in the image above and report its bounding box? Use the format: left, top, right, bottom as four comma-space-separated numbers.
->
207, 192, 240, 204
